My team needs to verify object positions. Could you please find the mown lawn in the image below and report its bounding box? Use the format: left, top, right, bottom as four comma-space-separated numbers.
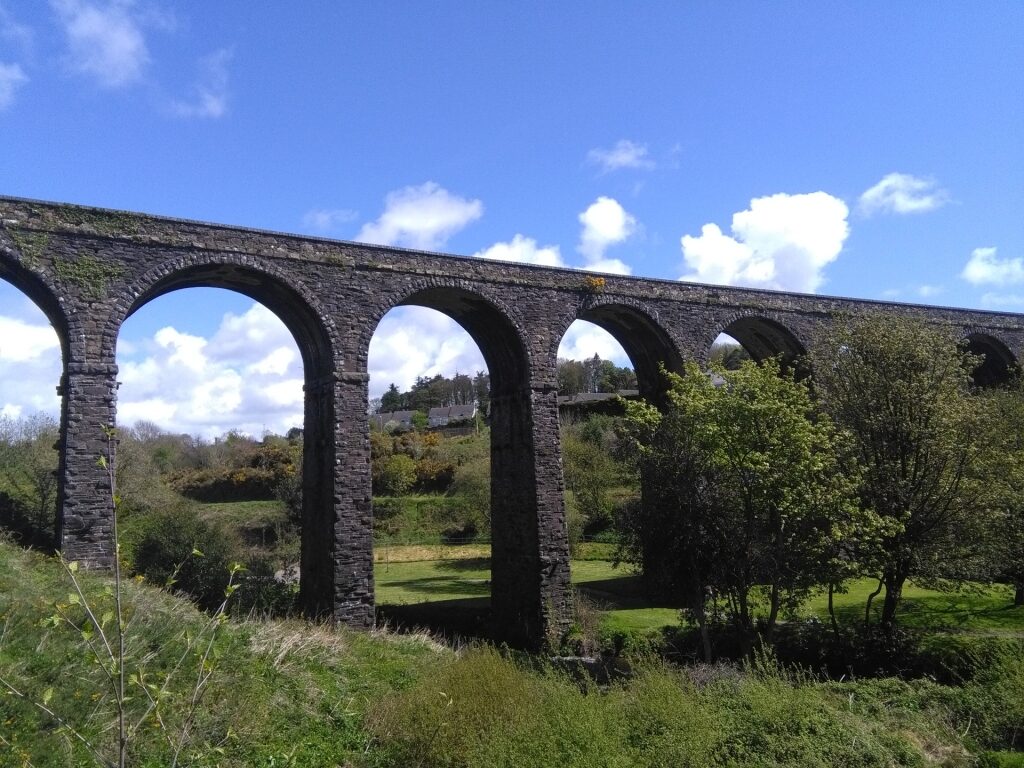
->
374, 550, 1024, 636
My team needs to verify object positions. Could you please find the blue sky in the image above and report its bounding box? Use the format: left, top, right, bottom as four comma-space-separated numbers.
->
1, 2, 1022, 437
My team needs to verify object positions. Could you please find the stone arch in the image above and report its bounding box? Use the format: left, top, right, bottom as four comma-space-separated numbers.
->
708, 312, 808, 368
363, 277, 533, 395
364, 279, 567, 648
0, 240, 75, 363
556, 297, 685, 400
107, 252, 341, 377
963, 331, 1017, 387
108, 252, 342, 617
0, 236, 80, 551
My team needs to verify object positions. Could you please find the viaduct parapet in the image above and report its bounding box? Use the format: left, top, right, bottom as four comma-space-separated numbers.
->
2, 196, 1021, 649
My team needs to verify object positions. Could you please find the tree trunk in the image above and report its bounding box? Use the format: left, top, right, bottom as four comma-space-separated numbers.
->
690, 587, 713, 663
1015, 582, 1023, 607
736, 590, 755, 657
864, 578, 884, 626
828, 583, 841, 641
879, 569, 907, 628
765, 582, 781, 643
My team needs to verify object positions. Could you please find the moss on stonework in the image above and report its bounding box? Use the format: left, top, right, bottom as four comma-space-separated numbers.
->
53, 253, 125, 300
7, 228, 50, 269
60, 208, 143, 239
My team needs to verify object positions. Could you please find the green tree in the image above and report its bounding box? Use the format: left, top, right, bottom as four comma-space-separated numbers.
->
561, 416, 624, 540
380, 383, 403, 412
811, 313, 1000, 626
709, 340, 751, 370
982, 380, 1024, 606
0, 412, 60, 545
617, 360, 866, 657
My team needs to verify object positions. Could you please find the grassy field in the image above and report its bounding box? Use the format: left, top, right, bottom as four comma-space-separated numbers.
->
189, 500, 1024, 639
374, 549, 1024, 637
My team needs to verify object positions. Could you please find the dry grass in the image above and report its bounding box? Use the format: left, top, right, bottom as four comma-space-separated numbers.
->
373, 543, 490, 563
247, 616, 449, 671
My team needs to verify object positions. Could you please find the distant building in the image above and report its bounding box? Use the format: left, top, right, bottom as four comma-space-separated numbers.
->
369, 410, 417, 431
427, 403, 477, 427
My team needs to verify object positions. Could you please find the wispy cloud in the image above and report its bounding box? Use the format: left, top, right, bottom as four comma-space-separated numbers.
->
980, 293, 1024, 310
858, 172, 950, 216
680, 192, 850, 293
170, 47, 232, 119
961, 247, 1024, 286
51, 0, 150, 88
0, 62, 27, 109
0, 3, 33, 50
586, 139, 655, 173
302, 207, 359, 233
357, 182, 483, 251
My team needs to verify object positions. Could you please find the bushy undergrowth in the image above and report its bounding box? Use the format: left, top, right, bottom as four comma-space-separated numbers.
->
0, 541, 441, 766
3, 540, 1023, 766
368, 646, 968, 767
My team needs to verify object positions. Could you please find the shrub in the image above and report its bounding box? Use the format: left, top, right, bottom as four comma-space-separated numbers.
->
122, 508, 233, 611
959, 642, 1024, 750
369, 648, 946, 767
231, 554, 297, 617
373, 453, 417, 496
168, 466, 280, 502
369, 646, 627, 768
414, 456, 457, 493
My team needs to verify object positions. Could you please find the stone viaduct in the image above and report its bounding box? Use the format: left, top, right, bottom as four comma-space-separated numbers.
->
2, 196, 1022, 649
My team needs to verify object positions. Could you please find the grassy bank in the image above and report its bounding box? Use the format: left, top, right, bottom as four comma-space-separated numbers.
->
3, 540, 1024, 766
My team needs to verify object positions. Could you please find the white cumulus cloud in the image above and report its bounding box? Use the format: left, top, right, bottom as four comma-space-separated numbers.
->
118, 303, 305, 438
473, 234, 564, 267
0, 62, 27, 109
557, 321, 631, 367
357, 182, 483, 251
858, 172, 950, 216
368, 307, 486, 398
961, 247, 1024, 286
0, 316, 61, 362
170, 47, 232, 119
586, 140, 655, 173
0, 290, 63, 419
680, 192, 849, 293
577, 196, 636, 274
51, 0, 150, 88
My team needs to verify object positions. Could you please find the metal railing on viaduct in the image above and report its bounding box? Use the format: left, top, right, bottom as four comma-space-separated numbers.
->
2, 195, 1022, 649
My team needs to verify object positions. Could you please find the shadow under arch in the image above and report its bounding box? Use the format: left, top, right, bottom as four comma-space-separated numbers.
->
964, 332, 1017, 387
720, 315, 807, 369
575, 300, 685, 400
114, 257, 340, 618
373, 283, 558, 648
0, 257, 74, 550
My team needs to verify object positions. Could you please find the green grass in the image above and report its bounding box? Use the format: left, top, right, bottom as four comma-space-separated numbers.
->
376, 557, 491, 604
802, 579, 1024, 632
3, 539, 1023, 766
0, 540, 443, 767
196, 498, 288, 528
375, 555, 1024, 639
